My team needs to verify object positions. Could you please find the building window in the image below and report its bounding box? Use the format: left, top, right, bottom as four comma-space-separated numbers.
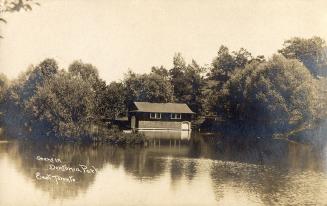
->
150, 113, 161, 119
171, 113, 181, 119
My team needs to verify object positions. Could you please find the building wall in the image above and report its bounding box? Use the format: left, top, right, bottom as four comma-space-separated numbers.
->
135, 112, 192, 122
128, 112, 193, 130
138, 121, 182, 129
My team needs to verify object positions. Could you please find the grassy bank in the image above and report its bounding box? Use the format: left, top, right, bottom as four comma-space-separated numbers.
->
2, 124, 148, 145
79, 124, 147, 145
84, 129, 147, 145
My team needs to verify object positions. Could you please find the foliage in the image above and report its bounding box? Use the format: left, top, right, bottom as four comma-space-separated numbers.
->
68, 61, 107, 120
0, 73, 8, 105
102, 82, 126, 119
101, 131, 146, 145
209, 46, 254, 85
26, 71, 96, 138
279, 37, 327, 77
1, 59, 58, 137
68, 61, 100, 86
1, 36, 326, 140
212, 55, 318, 133
1, 0, 40, 12
205, 46, 262, 115
169, 53, 206, 114
169, 53, 187, 101
151, 66, 169, 79
18, 59, 58, 102
124, 70, 174, 107
0, 0, 40, 38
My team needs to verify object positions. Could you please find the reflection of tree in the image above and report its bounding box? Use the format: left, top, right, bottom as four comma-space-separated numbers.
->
287, 142, 326, 171
200, 135, 291, 166
3, 134, 324, 203
121, 139, 199, 181
210, 161, 285, 205
4, 141, 108, 199
184, 161, 198, 181
122, 148, 167, 179
208, 138, 327, 205
1, 137, 200, 199
170, 159, 184, 184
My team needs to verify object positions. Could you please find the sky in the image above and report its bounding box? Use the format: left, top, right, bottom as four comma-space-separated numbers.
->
1, 0, 327, 83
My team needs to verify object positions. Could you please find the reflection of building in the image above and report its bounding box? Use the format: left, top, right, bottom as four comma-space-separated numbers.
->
128, 102, 194, 131
139, 130, 191, 140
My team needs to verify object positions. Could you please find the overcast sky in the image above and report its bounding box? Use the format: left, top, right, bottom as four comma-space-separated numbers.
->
1, 0, 327, 82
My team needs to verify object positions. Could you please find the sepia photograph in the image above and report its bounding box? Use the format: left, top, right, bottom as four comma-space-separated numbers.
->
0, 0, 327, 205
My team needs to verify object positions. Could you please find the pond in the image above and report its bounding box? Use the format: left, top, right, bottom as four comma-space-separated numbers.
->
0, 132, 326, 205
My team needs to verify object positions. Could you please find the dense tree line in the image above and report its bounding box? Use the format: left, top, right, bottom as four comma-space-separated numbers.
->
0, 36, 326, 139
213, 55, 317, 135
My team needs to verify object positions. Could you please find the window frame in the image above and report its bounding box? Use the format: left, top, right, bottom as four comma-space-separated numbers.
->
150, 112, 161, 119
170, 113, 182, 119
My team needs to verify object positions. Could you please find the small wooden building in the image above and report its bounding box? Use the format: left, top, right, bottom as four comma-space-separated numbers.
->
128, 102, 194, 131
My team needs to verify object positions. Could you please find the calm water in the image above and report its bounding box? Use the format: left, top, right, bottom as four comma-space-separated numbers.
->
0, 132, 327, 206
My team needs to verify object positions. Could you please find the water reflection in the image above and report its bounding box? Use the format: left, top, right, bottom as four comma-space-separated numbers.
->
139, 130, 191, 140
0, 132, 326, 205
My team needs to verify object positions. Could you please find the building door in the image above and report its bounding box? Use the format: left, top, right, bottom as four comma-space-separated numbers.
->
131, 116, 136, 129
181, 121, 190, 131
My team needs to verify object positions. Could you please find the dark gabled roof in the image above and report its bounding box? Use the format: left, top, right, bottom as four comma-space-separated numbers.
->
131, 102, 194, 114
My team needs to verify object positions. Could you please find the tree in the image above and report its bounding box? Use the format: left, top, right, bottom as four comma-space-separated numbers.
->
68, 61, 99, 85
0, 0, 40, 38
26, 71, 96, 138
2, 59, 110, 138
184, 60, 206, 114
1, 0, 40, 12
1, 59, 58, 137
68, 61, 107, 120
0, 73, 8, 127
209, 46, 254, 87
168, 53, 206, 114
169, 53, 188, 101
124, 70, 174, 107
0, 73, 8, 105
233, 48, 253, 67
278, 37, 327, 77
103, 82, 126, 119
205, 46, 265, 116
212, 55, 317, 134
21, 58, 58, 100
151, 66, 169, 80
